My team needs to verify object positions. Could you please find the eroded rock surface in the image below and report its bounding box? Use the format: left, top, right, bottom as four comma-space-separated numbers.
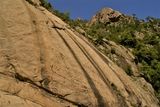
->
97, 39, 140, 76
0, 0, 159, 107
89, 8, 122, 25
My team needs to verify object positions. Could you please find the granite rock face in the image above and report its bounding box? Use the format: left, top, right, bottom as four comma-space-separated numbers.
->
89, 8, 122, 25
0, 0, 159, 107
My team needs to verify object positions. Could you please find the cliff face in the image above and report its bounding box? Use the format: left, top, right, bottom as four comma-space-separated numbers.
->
0, 0, 159, 107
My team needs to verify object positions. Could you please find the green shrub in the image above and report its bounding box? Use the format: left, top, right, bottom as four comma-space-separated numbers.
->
125, 66, 133, 76
111, 48, 116, 54
141, 60, 160, 100
134, 44, 158, 64
119, 34, 137, 48
53, 10, 70, 22
39, 0, 52, 11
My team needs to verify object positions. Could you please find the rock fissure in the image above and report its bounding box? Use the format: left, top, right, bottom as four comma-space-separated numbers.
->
0, 88, 45, 107
54, 28, 108, 107
14, 72, 87, 107
64, 29, 128, 107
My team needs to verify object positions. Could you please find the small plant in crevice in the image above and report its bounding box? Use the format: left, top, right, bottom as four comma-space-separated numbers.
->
42, 78, 50, 89
125, 66, 133, 76
39, 0, 52, 11
111, 83, 128, 107
111, 83, 117, 91
111, 48, 116, 54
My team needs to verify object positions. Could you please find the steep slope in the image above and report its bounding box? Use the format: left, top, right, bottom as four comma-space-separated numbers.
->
86, 8, 140, 76
94, 39, 140, 76
0, 0, 159, 107
86, 7, 160, 101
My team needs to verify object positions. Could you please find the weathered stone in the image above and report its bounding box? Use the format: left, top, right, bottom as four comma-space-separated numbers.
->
0, 0, 159, 107
89, 8, 122, 25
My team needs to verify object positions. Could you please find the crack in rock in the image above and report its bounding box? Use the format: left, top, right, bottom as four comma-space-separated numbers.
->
14, 72, 87, 107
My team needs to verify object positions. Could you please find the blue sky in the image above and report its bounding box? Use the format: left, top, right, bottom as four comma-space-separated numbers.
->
48, 0, 160, 20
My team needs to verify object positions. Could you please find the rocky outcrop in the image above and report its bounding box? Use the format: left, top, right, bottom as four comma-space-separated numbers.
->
97, 39, 140, 76
89, 8, 122, 25
0, 0, 159, 107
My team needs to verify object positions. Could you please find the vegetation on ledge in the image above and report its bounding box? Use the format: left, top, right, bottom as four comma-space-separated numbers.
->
86, 15, 160, 100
